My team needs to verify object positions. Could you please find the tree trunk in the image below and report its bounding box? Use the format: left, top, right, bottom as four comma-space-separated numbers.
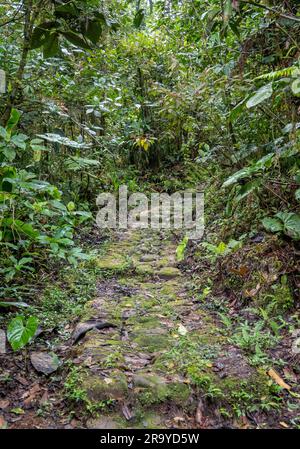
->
1, 0, 36, 125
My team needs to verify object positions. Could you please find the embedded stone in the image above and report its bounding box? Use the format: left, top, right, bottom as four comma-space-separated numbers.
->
30, 352, 60, 375
157, 267, 182, 279
0, 330, 6, 354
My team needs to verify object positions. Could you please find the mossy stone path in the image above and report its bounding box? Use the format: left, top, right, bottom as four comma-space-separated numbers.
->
69, 229, 273, 429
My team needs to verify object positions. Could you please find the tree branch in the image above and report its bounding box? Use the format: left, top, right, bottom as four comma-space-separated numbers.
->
239, 0, 300, 23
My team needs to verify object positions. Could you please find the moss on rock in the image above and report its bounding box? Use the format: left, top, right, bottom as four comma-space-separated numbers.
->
83, 371, 128, 402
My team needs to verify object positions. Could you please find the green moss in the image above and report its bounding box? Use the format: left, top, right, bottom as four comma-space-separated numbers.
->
215, 372, 282, 417
83, 371, 128, 402
133, 374, 190, 406
133, 333, 171, 352
96, 254, 130, 271
157, 266, 182, 279
157, 256, 172, 268
135, 264, 155, 276
133, 410, 163, 428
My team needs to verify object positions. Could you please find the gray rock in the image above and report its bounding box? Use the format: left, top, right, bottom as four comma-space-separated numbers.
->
0, 330, 6, 354
132, 373, 166, 388
140, 254, 158, 262
30, 352, 60, 375
86, 417, 120, 429
157, 267, 182, 279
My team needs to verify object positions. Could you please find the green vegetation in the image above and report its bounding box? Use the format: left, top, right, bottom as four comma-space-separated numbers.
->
1, 0, 300, 429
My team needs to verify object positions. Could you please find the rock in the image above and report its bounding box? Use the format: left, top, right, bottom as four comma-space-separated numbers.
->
0, 330, 6, 354
86, 416, 120, 429
132, 373, 167, 389
83, 372, 128, 402
140, 254, 158, 262
135, 264, 154, 276
71, 320, 117, 344
157, 267, 182, 279
0, 400, 9, 410
121, 309, 136, 320
30, 352, 60, 375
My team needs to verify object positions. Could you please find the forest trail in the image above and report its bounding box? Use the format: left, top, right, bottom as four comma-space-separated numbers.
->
67, 228, 270, 429
3, 227, 295, 429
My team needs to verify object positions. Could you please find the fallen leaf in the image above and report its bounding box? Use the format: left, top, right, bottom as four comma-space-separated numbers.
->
195, 399, 204, 425
240, 415, 250, 429
229, 265, 249, 277
23, 385, 41, 407
70, 419, 79, 428
178, 324, 188, 336
0, 400, 9, 410
104, 378, 113, 385
16, 375, 29, 386
83, 356, 93, 366
173, 416, 185, 424
122, 404, 133, 421
280, 421, 289, 428
268, 368, 291, 390
0, 415, 7, 429
244, 283, 261, 298
40, 391, 49, 405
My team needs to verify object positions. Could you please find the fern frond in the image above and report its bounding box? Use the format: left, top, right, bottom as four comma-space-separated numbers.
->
255, 66, 298, 81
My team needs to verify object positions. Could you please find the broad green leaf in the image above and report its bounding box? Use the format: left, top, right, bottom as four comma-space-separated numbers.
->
55, 4, 79, 17
229, 98, 247, 121
7, 316, 39, 351
85, 20, 102, 44
262, 217, 283, 233
65, 156, 100, 171
61, 31, 91, 49
3, 218, 40, 239
246, 83, 273, 108
0, 125, 7, 139
254, 153, 274, 169
43, 33, 59, 58
134, 9, 145, 28
31, 27, 49, 49
0, 301, 29, 308
2, 146, 16, 161
176, 236, 189, 261
291, 78, 300, 95
30, 21, 58, 49
224, 0, 233, 22
67, 201, 75, 212
236, 179, 260, 202
222, 167, 252, 187
11, 134, 28, 150
276, 212, 300, 240
295, 189, 300, 201
37, 133, 91, 149
6, 109, 20, 134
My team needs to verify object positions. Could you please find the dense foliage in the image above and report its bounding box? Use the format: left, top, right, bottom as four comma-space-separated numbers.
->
0, 1, 299, 351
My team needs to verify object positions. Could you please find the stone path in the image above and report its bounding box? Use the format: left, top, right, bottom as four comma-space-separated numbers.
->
69, 229, 271, 429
